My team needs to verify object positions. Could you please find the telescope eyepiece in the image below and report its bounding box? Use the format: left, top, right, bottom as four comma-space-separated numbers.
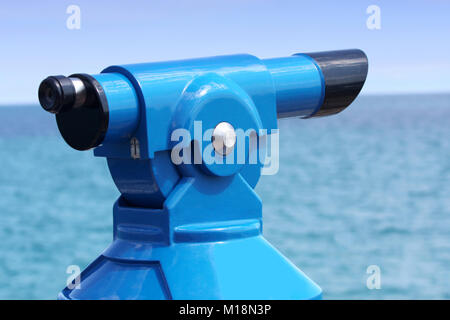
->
38, 75, 77, 114
38, 74, 110, 150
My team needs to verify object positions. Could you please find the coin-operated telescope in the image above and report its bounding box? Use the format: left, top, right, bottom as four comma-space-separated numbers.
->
39, 50, 367, 299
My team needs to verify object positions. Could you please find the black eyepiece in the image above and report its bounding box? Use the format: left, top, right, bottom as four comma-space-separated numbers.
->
38, 73, 109, 150
38, 76, 76, 114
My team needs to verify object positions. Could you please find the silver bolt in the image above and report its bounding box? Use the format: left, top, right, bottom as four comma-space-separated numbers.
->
69, 77, 87, 108
212, 122, 236, 156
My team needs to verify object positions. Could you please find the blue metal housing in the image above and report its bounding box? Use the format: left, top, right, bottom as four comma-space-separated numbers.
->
42, 50, 368, 300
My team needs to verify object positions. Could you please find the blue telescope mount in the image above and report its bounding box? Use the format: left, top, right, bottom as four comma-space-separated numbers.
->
38, 50, 368, 300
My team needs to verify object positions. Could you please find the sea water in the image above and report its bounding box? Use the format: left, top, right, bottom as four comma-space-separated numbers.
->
0, 94, 449, 299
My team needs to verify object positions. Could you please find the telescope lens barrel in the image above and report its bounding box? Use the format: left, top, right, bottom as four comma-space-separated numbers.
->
265, 49, 368, 118
302, 49, 368, 117
38, 50, 367, 152
263, 56, 324, 118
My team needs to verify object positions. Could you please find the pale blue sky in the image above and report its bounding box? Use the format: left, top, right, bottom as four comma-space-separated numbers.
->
0, 0, 449, 104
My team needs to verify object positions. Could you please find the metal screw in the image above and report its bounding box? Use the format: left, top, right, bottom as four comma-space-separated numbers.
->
212, 122, 236, 156
130, 137, 140, 159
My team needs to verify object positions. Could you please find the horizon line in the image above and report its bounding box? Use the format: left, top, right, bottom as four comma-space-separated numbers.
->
1, 91, 450, 108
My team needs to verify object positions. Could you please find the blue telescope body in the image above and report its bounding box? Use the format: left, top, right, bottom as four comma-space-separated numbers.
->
39, 50, 367, 299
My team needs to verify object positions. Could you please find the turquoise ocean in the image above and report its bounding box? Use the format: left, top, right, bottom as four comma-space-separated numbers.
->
0, 94, 449, 299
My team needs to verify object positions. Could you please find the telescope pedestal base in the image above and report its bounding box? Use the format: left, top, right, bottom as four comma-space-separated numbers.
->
59, 235, 321, 300
59, 195, 321, 300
